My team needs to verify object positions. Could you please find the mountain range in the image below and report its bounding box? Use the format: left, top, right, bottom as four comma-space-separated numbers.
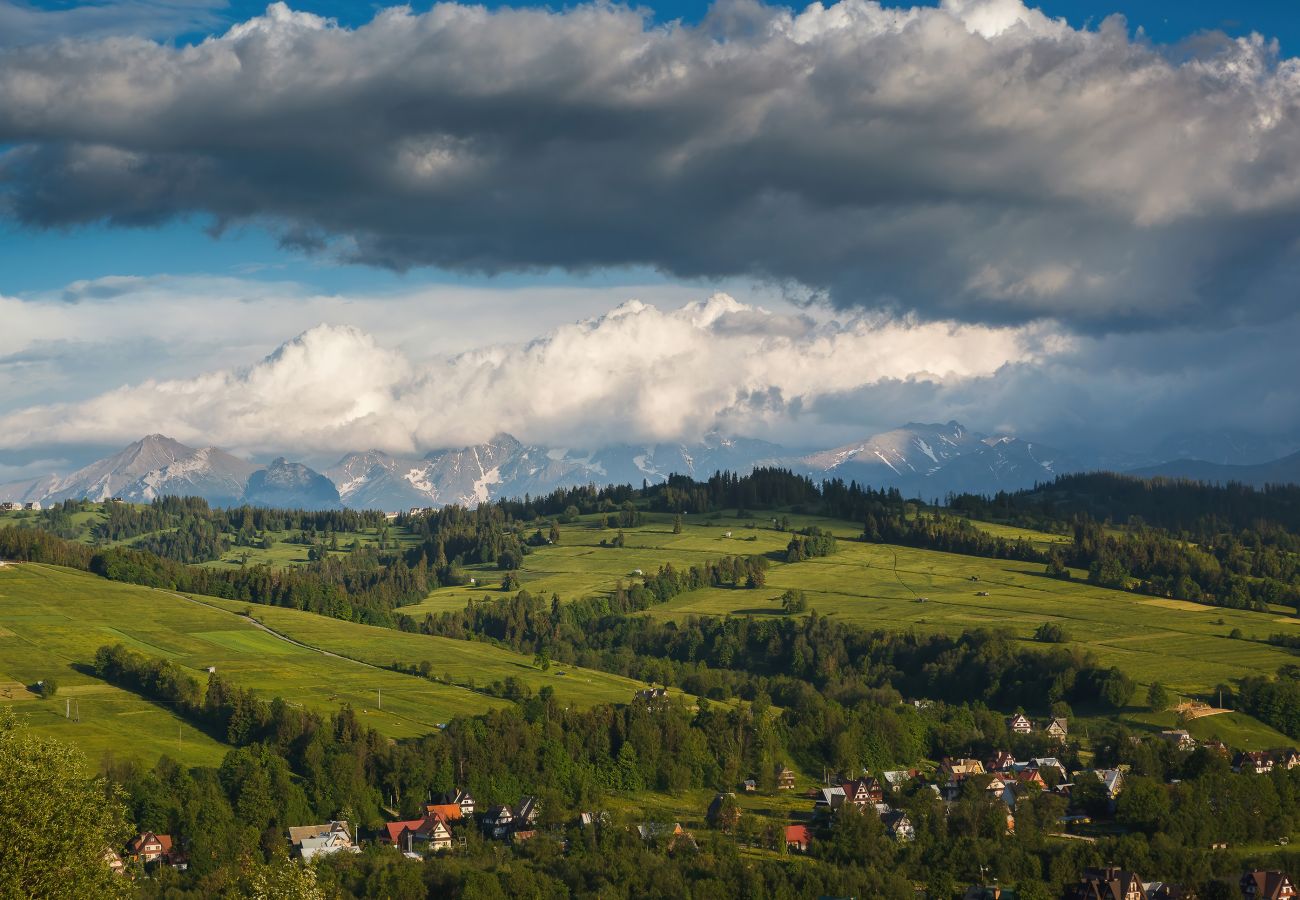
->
2, 423, 1297, 511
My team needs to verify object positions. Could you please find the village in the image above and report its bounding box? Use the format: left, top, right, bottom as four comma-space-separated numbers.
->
99, 705, 1300, 899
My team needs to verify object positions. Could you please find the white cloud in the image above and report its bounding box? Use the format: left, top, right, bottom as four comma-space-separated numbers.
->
0, 294, 1054, 454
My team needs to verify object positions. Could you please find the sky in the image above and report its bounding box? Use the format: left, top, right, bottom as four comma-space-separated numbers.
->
1, 0, 1299, 478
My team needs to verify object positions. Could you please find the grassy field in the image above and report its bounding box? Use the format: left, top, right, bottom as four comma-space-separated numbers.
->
404, 511, 1300, 703
191, 595, 659, 708
0, 563, 519, 763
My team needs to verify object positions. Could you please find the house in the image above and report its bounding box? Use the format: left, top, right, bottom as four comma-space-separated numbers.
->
439, 788, 476, 817
1236, 751, 1275, 775
1046, 717, 1069, 742
510, 830, 537, 845
784, 824, 813, 853
23, 502, 40, 511
840, 776, 884, 808
1028, 757, 1068, 780
0, 502, 16, 511
1203, 740, 1231, 758
1093, 768, 1125, 800
815, 785, 846, 813
423, 802, 464, 823
1241, 871, 1298, 900
776, 764, 797, 790
634, 687, 670, 707
942, 758, 986, 777
1160, 730, 1196, 751
881, 810, 914, 841
383, 812, 454, 853
882, 769, 914, 792
986, 750, 1017, 772
1015, 769, 1047, 791
515, 796, 541, 828
288, 821, 356, 860
126, 832, 185, 869
1064, 866, 1148, 900
482, 805, 515, 839
1276, 750, 1300, 771
707, 793, 741, 832
742, 778, 757, 793
1007, 713, 1033, 735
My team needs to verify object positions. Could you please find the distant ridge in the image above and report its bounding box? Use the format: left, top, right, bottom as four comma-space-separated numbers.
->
1128, 450, 1300, 489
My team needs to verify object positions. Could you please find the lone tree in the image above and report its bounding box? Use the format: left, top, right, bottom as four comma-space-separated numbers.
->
1147, 681, 1171, 711
0, 709, 132, 899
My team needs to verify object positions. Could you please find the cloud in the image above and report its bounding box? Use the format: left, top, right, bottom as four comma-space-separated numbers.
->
0, 0, 225, 47
0, 294, 1054, 454
2, 0, 1300, 328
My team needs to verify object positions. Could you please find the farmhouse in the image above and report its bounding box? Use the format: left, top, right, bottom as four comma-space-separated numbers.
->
23, 501, 40, 511
942, 758, 986, 777
1007, 713, 1033, 735
815, 785, 846, 813
1236, 751, 1275, 775
1241, 870, 1298, 899
986, 750, 1016, 773
841, 776, 884, 807
1160, 729, 1196, 750
383, 812, 454, 853
482, 805, 515, 839
1046, 717, 1069, 742
0, 502, 15, 511
784, 824, 812, 853
126, 832, 186, 869
288, 821, 356, 861
882, 810, 914, 841
776, 764, 797, 790
634, 687, 669, 707
1063, 867, 1149, 900
423, 802, 464, 823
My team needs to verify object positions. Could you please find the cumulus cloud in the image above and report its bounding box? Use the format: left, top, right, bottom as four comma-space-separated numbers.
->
0, 0, 224, 47
0, 294, 1056, 454
3, 0, 1300, 327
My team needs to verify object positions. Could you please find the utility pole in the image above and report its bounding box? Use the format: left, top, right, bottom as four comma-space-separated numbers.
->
65, 698, 69, 719
378, 688, 382, 710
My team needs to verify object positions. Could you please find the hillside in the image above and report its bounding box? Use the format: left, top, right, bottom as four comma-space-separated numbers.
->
0, 563, 647, 764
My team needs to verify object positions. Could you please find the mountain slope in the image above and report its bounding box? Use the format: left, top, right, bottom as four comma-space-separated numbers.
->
243, 458, 341, 510
1129, 451, 1300, 488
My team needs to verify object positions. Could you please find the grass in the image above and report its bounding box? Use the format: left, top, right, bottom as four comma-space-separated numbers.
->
406, 511, 1300, 705
0, 563, 517, 764
191, 595, 661, 709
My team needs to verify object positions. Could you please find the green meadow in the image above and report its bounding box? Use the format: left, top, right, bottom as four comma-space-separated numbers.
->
0, 563, 512, 764
406, 511, 1300, 701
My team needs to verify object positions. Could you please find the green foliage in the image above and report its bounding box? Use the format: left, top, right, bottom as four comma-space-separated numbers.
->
1147, 681, 1171, 711
0, 709, 131, 900
1033, 622, 1069, 643
35, 677, 58, 699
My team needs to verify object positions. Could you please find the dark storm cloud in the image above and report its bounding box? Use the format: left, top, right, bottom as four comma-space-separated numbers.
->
3, 0, 1300, 329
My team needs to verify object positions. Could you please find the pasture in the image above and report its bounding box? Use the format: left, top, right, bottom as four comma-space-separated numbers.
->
0, 563, 513, 764
405, 511, 1300, 701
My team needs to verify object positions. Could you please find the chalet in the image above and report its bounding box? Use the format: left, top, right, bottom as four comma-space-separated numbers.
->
841, 776, 884, 807
1046, 717, 1069, 742
1236, 751, 1275, 775
815, 785, 846, 813
515, 796, 541, 828
0, 502, 16, 511
1160, 730, 1196, 751
423, 802, 464, 823
1093, 768, 1125, 800
784, 824, 813, 853
126, 832, 185, 869
1015, 769, 1048, 791
288, 821, 356, 861
23, 502, 40, 511
776, 764, 797, 790
482, 805, 515, 839
882, 770, 915, 792
383, 812, 454, 853
439, 788, 476, 818
634, 687, 670, 707
742, 778, 757, 793
1007, 713, 1033, 735
1277, 750, 1300, 771
706, 793, 741, 832
881, 810, 914, 842
1028, 757, 1068, 780
1064, 866, 1147, 900
986, 775, 1011, 798
942, 758, 986, 777
1241, 871, 1298, 900
986, 750, 1017, 772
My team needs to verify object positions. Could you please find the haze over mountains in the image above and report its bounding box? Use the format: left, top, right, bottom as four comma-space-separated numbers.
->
3, 424, 1298, 511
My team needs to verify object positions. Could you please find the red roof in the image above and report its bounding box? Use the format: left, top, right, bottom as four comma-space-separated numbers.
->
785, 825, 812, 845
383, 819, 424, 845
424, 803, 463, 822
